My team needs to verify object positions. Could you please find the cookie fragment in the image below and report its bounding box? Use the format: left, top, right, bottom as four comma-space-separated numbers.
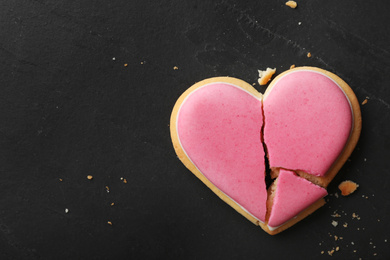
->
258, 68, 276, 85
285, 1, 297, 8
338, 180, 359, 196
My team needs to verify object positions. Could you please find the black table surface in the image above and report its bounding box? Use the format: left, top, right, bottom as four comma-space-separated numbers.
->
1, 0, 389, 259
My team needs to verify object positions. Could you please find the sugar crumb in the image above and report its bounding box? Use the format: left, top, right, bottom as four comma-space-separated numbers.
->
106, 186, 110, 193
321, 251, 324, 254
112, 57, 116, 60
332, 220, 338, 227
65, 208, 69, 213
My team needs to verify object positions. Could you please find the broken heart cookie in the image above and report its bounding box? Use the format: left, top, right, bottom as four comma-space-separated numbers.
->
170, 67, 361, 235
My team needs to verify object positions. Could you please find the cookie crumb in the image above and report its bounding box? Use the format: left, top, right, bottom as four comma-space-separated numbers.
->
87, 175, 93, 180
111, 202, 115, 206
338, 180, 359, 196
123, 178, 127, 184
59, 178, 63, 182
343, 222, 348, 228
334, 235, 338, 241
321, 251, 324, 254
258, 68, 276, 85
173, 66, 179, 70
362, 98, 368, 105
107, 221, 112, 225
352, 213, 360, 220
307, 52, 312, 58
335, 247, 339, 252
328, 249, 335, 256
285, 1, 297, 8
332, 220, 338, 227
290, 64, 295, 69
106, 186, 110, 193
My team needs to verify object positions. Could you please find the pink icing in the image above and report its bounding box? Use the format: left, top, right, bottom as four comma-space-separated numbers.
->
177, 83, 267, 222
263, 70, 352, 176
268, 169, 328, 228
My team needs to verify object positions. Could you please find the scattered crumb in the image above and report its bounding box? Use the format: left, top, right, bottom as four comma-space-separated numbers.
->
252, 83, 256, 86
343, 222, 348, 228
378, 219, 380, 222
353, 250, 357, 253
124, 64, 128, 67
141, 61, 144, 64
120, 177, 124, 180
87, 175, 93, 180
285, 1, 297, 9
339, 237, 343, 240
334, 192, 339, 198
258, 68, 276, 85
351, 242, 355, 245
112, 57, 116, 61
338, 180, 359, 196
123, 178, 127, 184
364, 158, 367, 162
290, 64, 295, 69
298, 22, 302, 25
331, 212, 341, 217
65, 208, 69, 214
362, 98, 368, 105
334, 235, 338, 241
59, 178, 63, 182
106, 186, 110, 193
373, 253, 377, 256
173, 66, 179, 70
321, 251, 324, 254
332, 220, 338, 227
352, 213, 360, 220
385, 239, 387, 242
328, 249, 335, 256
111, 202, 115, 206
335, 247, 339, 252
107, 221, 112, 225
307, 52, 312, 58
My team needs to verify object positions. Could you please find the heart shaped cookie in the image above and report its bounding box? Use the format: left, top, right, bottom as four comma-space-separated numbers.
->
170, 67, 361, 235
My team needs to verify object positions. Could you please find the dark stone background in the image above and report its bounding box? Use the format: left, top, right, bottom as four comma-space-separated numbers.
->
0, 0, 389, 259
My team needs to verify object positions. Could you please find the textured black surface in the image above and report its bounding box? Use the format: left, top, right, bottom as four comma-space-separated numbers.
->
1, 0, 389, 259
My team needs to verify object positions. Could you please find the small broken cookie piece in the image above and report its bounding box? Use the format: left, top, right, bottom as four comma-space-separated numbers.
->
338, 180, 359, 196
285, 1, 297, 9
258, 68, 276, 85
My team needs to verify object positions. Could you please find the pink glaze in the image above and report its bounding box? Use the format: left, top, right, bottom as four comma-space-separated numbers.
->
268, 169, 328, 228
177, 83, 267, 222
263, 70, 352, 176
